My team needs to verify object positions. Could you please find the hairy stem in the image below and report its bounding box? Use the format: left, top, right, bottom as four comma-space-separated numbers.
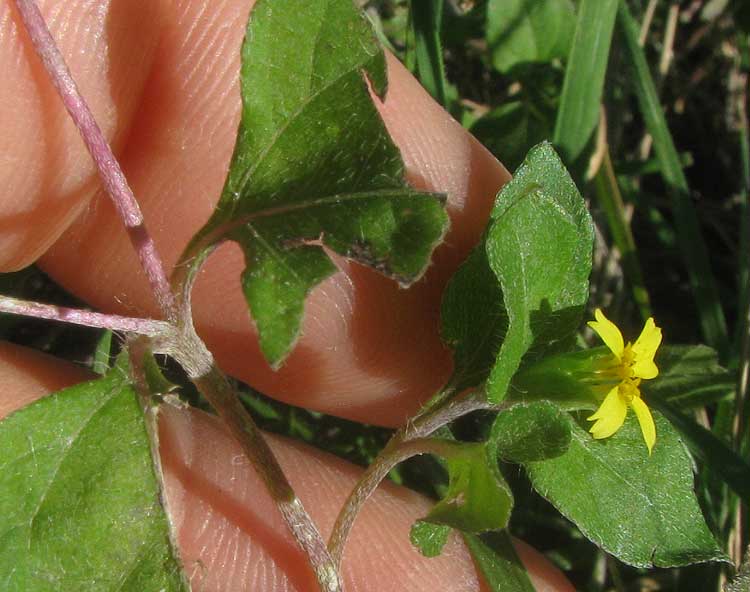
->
13, 0, 177, 321
167, 250, 342, 591
0, 295, 171, 336
328, 390, 492, 568
127, 337, 192, 590
13, 0, 341, 592
15, 1, 342, 587
164, 252, 340, 589
188, 364, 342, 592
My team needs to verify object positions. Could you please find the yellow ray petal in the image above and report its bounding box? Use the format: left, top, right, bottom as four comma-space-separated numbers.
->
588, 309, 625, 358
630, 396, 656, 455
632, 357, 658, 380
588, 386, 628, 439
632, 318, 662, 364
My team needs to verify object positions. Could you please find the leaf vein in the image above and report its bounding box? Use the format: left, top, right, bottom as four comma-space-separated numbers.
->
26, 380, 124, 541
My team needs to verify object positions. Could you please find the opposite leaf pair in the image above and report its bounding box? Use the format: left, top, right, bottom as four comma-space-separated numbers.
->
413, 142, 725, 572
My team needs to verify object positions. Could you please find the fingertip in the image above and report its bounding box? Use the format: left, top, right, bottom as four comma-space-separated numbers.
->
379, 52, 510, 268
0, 0, 165, 271
0, 344, 573, 592
159, 406, 483, 591
35, 2, 512, 425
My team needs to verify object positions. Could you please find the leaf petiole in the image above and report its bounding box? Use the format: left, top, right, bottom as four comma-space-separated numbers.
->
327, 388, 495, 568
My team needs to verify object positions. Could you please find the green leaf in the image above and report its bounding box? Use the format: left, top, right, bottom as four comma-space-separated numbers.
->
463, 531, 536, 592
0, 368, 188, 590
192, 0, 449, 367
650, 398, 750, 503
424, 442, 513, 533
485, 142, 594, 402
486, 0, 576, 75
643, 345, 735, 407
409, 521, 451, 557
526, 412, 727, 568
552, 0, 618, 162
441, 240, 507, 392
490, 401, 571, 462
470, 101, 552, 172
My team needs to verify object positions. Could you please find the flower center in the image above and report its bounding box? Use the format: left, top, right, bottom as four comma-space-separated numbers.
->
617, 378, 641, 403
617, 344, 636, 381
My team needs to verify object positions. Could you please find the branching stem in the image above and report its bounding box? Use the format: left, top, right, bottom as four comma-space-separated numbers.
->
13, 0, 177, 322
168, 246, 343, 591
327, 390, 493, 568
12, 2, 342, 590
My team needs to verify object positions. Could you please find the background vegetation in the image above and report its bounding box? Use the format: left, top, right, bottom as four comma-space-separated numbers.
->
371, 2, 748, 588
1, 0, 748, 590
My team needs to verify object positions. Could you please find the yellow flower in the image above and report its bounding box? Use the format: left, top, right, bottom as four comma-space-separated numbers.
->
586, 309, 662, 454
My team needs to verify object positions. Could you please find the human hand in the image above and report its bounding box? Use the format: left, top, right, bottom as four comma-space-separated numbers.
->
0, 342, 573, 591
0, 2, 574, 589
0, 0, 510, 427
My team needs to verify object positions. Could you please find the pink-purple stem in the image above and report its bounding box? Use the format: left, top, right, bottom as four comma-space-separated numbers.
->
12, 0, 177, 322
11, 4, 344, 590
0, 295, 170, 336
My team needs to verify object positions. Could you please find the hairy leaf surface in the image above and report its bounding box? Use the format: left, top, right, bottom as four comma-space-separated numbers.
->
485, 142, 594, 402
409, 521, 451, 557
0, 369, 187, 591
192, 0, 449, 366
490, 401, 571, 462
440, 143, 592, 399
464, 532, 536, 592
424, 442, 513, 533
525, 412, 727, 568
441, 241, 507, 393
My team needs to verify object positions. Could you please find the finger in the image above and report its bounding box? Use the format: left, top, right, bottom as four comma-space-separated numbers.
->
12, 0, 510, 425
0, 342, 573, 592
0, 341, 90, 417
161, 405, 573, 592
0, 0, 165, 270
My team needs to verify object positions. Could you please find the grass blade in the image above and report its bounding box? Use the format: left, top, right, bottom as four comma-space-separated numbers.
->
408, 0, 449, 107
92, 330, 113, 375
734, 33, 750, 458
553, 0, 618, 162
617, 1, 729, 358
593, 149, 652, 320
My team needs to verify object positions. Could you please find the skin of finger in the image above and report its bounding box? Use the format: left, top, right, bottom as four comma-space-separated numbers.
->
160, 405, 573, 592
0, 0, 165, 271
0, 342, 572, 592
33, 0, 511, 426
0, 341, 90, 417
